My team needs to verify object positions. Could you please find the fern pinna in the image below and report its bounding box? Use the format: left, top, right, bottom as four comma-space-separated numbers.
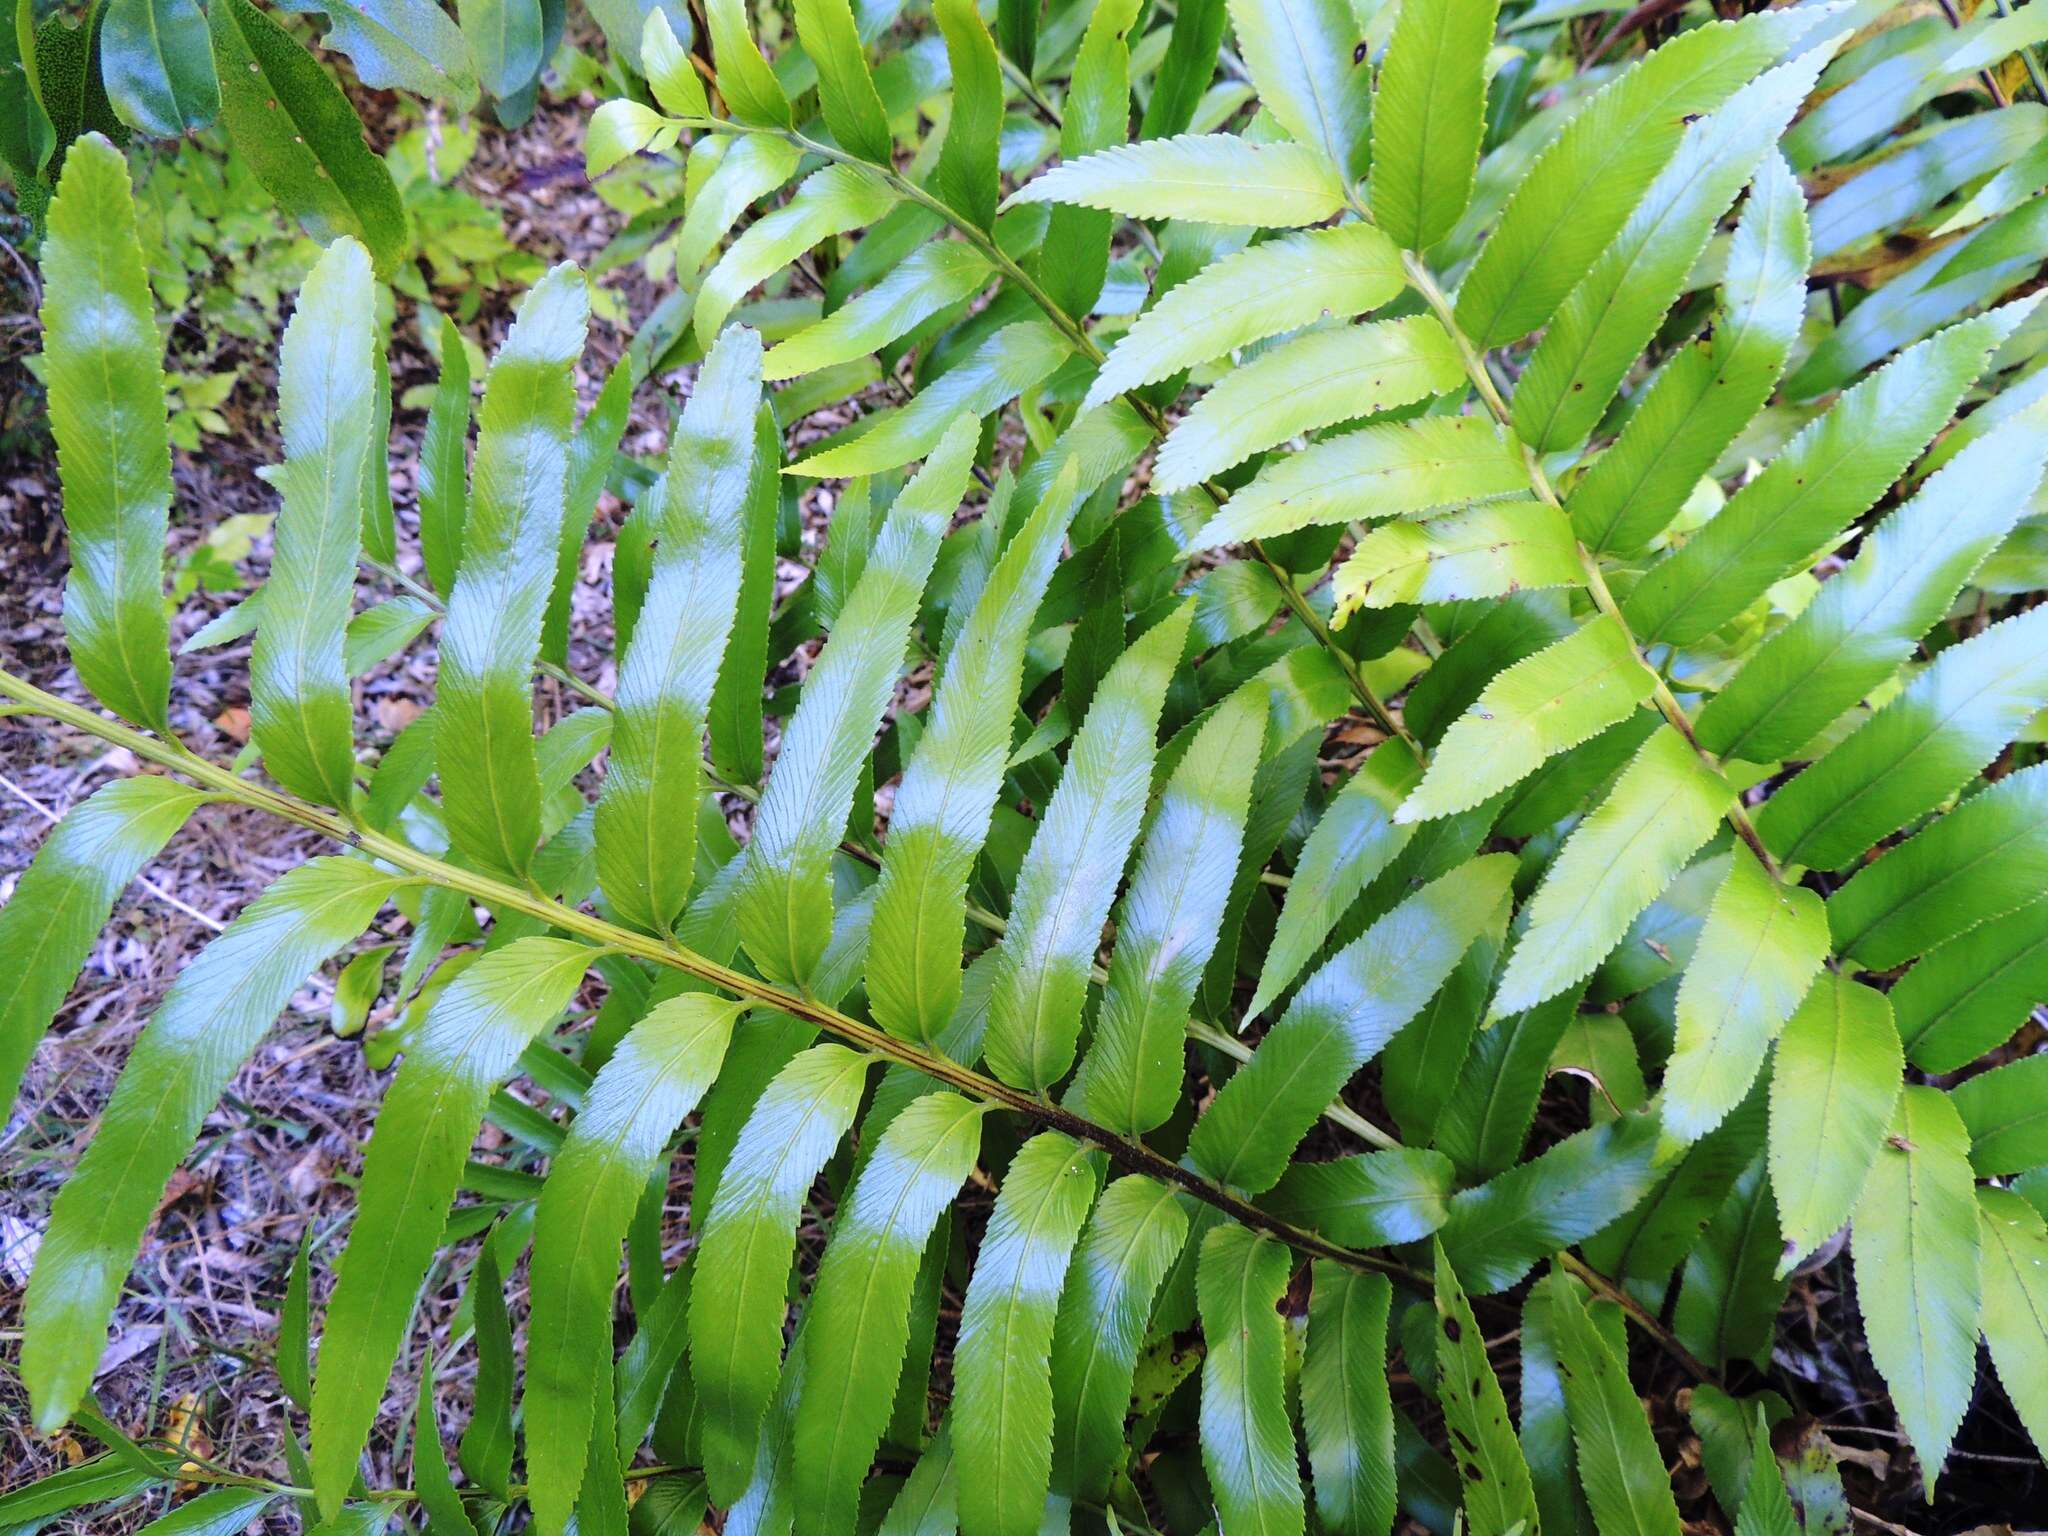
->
6, 0, 2048, 1528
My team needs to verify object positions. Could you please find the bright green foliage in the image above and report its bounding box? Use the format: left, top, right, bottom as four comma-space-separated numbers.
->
1301, 1264, 1394, 1536
1769, 974, 1902, 1267
1492, 727, 1729, 1016
1155, 317, 1465, 493
40, 134, 174, 732
19, 0, 2048, 1528
1547, 1268, 1682, 1536
1187, 856, 1513, 1193
1625, 304, 2029, 647
525, 994, 743, 1535
1072, 685, 1263, 1133
1434, 1239, 1540, 1535
434, 265, 588, 880
734, 416, 975, 987
1007, 133, 1345, 226
1229, 0, 1368, 181
1334, 497, 1578, 613
1195, 1224, 1303, 1536
1978, 1188, 2048, 1462
1083, 224, 1403, 410
1854, 1087, 1982, 1494
691, 1044, 873, 1502
312, 938, 595, 1517
1513, 50, 1828, 452
1192, 415, 1529, 548
595, 327, 761, 935
1048, 1177, 1189, 1500
21, 859, 402, 1432
1828, 761, 2048, 971
983, 603, 1193, 1092
1570, 147, 1810, 556
1248, 748, 1418, 1020
795, 1093, 984, 1536
1455, 6, 1821, 344
250, 236, 375, 809
208, 0, 408, 276
1403, 617, 1653, 823
1663, 846, 1828, 1144
867, 467, 1077, 1048
953, 1133, 1102, 1536
0, 776, 212, 1119
1370, 0, 1499, 250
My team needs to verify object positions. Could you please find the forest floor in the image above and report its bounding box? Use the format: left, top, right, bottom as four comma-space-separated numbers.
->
0, 41, 2044, 1536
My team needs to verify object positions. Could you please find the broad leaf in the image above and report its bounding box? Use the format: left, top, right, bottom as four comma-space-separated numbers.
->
1455, 6, 1822, 344
1259, 1148, 1456, 1247
1950, 1054, 2048, 1177
101, 0, 217, 134
1492, 727, 1729, 1016
1007, 133, 1346, 226
1769, 973, 1902, 1267
595, 326, 761, 935
1624, 303, 2029, 647
209, 0, 408, 276
954, 1132, 1104, 1536
525, 994, 743, 1536
22, 859, 400, 1431
41, 133, 173, 732
1229, 0, 1369, 179
1196, 1224, 1304, 1536
251, 236, 375, 809
1247, 747, 1420, 1020
1071, 684, 1263, 1133
984, 602, 1195, 1092
311, 938, 595, 1518
1438, 1112, 1663, 1294
1895, 896, 2048, 1072
763, 242, 991, 382
789, 324, 1069, 478
1570, 148, 1809, 556
1663, 847, 1828, 1144
1370, 0, 1500, 249
793, 0, 891, 163
1513, 50, 1828, 452
1853, 1086, 1980, 1496
1697, 407, 2048, 766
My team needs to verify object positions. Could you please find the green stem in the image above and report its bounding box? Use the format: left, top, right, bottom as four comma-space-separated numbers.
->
679, 115, 1416, 741
1396, 252, 1786, 881
0, 664, 1423, 1291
